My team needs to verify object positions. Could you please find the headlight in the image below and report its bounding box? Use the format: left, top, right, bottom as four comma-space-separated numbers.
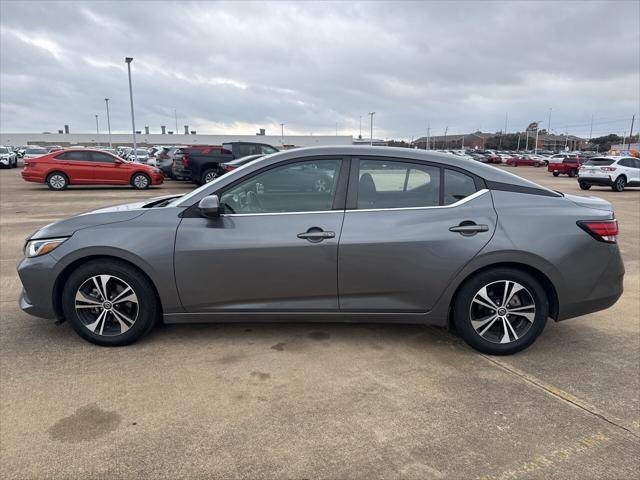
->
24, 237, 68, 258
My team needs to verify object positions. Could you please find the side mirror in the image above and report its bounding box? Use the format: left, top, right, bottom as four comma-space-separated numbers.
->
198, 195, 220, 218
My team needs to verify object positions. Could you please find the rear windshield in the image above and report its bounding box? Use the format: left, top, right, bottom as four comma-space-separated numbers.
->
584, 158, 614, 166
562, 158, 578, 163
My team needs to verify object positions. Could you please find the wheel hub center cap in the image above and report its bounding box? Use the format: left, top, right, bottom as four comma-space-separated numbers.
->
497, 307, 507, 316
102, 301, 113, 310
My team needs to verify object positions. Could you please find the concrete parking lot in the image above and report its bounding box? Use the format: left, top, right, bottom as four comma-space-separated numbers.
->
1, 164, 638, 479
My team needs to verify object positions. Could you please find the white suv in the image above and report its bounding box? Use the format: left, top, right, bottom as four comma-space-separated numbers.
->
578, 156, 640, 192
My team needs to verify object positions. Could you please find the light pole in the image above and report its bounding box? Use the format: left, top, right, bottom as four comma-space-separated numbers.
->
174, 108, 178, 135
359, 115, 362, 139
547, 108, 552, 134
104, 98, 112, 148
280, 123, 285, 146
368, 112, 376, 145
534, 120, 542, 154
95, 114, 100, 146
125, 57, 137, 152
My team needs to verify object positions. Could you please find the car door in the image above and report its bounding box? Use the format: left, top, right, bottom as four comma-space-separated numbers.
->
338, 157, 497, 312
54, 151, 95, 183
89, 151, 128, 184
174, 157, 348, 312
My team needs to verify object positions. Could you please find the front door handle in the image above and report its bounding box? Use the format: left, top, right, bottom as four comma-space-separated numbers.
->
297, 228, 335, 243
449, 222, 489, 236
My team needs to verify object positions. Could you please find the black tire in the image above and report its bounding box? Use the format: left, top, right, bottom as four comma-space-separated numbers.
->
201, 168, 218, 184
611, 176, 626, 192
131, 172, 151, 190
552, 171, 559, 177
62, 260, 159, 346
452, 267, 549, 355
568, 169, 577, 177
579, 182, 591, 190
534, 162, 541, 168
46, 172, 69, 190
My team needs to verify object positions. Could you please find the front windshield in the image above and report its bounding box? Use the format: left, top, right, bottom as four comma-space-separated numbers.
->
170, 153, 275, 207
26, 148, 47, 154
0, 147, 8, 153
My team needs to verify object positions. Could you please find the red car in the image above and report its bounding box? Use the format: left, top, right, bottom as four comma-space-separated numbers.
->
22, 149, 164, 190
506, 155, 545, 167
547, 157, 584, 177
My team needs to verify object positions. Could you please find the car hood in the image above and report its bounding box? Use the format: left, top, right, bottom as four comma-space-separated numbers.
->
28, 194, 181, 240
564, 193, 613, 212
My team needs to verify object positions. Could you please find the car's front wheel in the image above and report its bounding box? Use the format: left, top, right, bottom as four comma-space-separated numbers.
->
62, 260, 159, 346
612, 176, 626, 192
579, 182, 591, 190
131, 172, 151, 189
552, 171, 559, 177
453, 268, 548, 355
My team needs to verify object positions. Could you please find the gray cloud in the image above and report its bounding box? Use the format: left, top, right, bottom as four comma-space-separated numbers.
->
1, 0, 638, 139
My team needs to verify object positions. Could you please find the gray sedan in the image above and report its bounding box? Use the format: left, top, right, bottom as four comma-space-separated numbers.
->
17, 146, 624, 355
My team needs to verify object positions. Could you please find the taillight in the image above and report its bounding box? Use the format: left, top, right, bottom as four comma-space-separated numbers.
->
599, 167, 616, 172
577, 219, 618, 243
223, 165, 238, 172
182, 153, 189, 167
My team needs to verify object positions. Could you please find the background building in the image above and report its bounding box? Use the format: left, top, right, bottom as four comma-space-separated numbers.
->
0, 133, 353, 149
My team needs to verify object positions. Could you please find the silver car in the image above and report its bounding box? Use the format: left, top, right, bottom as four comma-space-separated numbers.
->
17, 146, 624, 355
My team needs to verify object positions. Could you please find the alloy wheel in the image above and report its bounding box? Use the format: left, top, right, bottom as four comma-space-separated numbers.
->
134, 175, 149, 189
468, 280, 536, 344
204, 171, 218, 183
74, 275, 139, 336
49, 174, 66, 189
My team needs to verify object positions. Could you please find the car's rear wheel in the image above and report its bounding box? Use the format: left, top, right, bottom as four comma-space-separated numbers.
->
552, 171, 559, 177
131, 172, 150, 189
579, 182, 591, 190
534, 162, 541, 168
568, 169, 577, 177
62, 260, 159, 346
612, 176, 626, 192
201, 168, 218, 184
453, 268, 548, 355
46, 172, 69, 190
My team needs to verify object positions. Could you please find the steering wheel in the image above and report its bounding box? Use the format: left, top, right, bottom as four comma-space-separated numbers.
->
246, 190, 263, 211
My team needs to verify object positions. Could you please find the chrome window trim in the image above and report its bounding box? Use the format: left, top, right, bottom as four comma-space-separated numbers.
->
347, 188, 488, 213
218, 189, 488, 217
221, 210, 339, 218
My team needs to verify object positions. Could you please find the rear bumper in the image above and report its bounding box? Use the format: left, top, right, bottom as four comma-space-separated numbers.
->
577, 175, 613, 186
557, 247, 624, 321
21, 171, 43, 182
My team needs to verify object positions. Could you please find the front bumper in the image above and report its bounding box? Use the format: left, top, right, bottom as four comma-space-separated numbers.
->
150, 173, 165, 185
17, 254, 61, 320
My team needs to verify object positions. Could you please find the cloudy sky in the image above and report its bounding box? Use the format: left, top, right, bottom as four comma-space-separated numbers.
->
1, 1, 638, 139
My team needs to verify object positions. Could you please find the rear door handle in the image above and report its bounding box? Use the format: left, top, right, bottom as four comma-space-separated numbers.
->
449, 222, 489, 235
297, 228, 335, 243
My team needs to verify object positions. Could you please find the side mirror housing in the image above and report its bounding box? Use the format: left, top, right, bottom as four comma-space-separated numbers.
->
198, 195, 220, 218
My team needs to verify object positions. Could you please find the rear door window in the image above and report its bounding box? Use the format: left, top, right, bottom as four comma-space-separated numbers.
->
356, 160, 440, 209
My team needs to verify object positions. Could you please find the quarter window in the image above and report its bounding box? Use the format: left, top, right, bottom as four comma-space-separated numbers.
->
443, 169, 476, 205
357, 160, 440, 209
220, 159, 342, 214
